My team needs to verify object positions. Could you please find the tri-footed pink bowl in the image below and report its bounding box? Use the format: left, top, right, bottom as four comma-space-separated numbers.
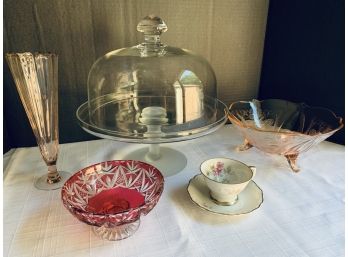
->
228, 99, 343, 172
61, 160, 164, 240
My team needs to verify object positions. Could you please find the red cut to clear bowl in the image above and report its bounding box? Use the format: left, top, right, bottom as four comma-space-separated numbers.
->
61, 160, 164, 240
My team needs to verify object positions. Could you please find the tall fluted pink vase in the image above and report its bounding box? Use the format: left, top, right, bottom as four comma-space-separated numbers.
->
6, 52, 70, 190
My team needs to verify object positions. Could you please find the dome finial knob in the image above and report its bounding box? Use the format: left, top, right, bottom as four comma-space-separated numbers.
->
137, 15, 168, 35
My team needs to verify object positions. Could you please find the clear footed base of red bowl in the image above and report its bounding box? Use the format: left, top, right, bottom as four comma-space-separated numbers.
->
92, 219, 140, 241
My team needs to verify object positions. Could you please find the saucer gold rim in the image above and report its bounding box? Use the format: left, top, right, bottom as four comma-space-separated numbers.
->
187, 174, 264, 216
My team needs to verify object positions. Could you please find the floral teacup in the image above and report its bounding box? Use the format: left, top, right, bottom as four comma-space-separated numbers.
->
200, 158, 256, 205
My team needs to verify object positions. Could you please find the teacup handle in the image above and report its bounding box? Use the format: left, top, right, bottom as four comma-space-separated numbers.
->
249, 166, 256, 180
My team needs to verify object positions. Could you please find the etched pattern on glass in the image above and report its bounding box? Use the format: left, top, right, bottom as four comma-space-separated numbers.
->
228, 99, 343, 172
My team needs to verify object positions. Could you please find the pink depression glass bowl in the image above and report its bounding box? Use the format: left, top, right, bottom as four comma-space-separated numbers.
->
61, 160, 164, 240
228, 99, 343, 172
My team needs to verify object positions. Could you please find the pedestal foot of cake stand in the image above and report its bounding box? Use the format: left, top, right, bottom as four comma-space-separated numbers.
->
123, 144, 187, 177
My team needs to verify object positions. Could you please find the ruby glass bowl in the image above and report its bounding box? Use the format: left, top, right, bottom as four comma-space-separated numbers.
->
61, 160, 164, 240
228, 99, 343, 172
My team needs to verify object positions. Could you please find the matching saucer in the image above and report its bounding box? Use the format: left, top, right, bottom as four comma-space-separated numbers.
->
187, 174, 263, 215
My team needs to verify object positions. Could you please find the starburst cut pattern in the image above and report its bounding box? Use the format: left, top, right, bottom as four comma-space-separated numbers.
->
61, 160, 164, 229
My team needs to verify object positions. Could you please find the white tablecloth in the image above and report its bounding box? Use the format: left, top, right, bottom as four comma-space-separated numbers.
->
4, 125, 345, 257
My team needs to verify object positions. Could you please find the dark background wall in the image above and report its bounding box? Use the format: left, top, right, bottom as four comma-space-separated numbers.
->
259, 0, 345, 144
3, 0, 269, 152
3, 0, 344, 152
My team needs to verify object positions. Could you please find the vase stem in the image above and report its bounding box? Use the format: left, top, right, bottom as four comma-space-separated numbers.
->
47, 164, 61, 184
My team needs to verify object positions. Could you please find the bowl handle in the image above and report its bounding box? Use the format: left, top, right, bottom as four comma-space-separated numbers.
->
248, 166, 256, 180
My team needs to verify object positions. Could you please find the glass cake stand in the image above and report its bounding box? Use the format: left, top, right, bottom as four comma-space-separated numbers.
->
77, 15, 228, 176
77, 96, 227, 176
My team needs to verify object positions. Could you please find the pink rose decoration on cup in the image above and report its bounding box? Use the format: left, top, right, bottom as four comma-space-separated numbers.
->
213, 162, 224, 176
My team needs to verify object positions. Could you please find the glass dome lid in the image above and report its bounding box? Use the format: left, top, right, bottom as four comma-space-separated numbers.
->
77, 15, 227, 143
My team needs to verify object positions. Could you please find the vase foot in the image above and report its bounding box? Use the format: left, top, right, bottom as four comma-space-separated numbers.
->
34, 171, 70, 190
285, 154, 300, 172
93, 220, 140, 241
